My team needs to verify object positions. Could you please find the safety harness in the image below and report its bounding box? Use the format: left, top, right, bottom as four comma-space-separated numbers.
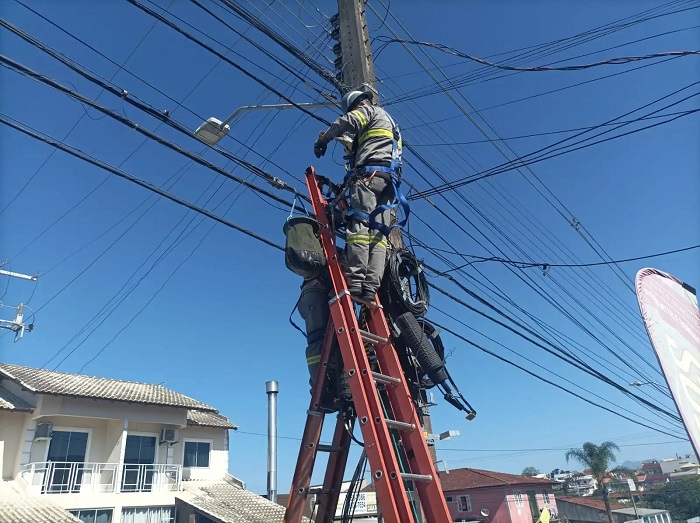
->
342, 110, 410, 237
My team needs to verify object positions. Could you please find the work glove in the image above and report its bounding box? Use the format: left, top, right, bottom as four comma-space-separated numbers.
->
314, 138, 327, 158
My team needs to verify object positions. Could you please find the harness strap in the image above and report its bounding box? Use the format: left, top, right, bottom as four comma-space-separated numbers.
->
343, 174, 410, 237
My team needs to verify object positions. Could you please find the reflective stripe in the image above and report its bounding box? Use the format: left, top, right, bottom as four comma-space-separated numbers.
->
307, 355, 321, 364
350, 109, 367, 127
358, 127, 394, 145
346, 233, 388, 248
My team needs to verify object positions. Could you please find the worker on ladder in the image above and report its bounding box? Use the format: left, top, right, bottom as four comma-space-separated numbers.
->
313, 90, 406, 307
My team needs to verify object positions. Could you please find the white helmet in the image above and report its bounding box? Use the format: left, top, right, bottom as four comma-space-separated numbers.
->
341, 90, 372, 113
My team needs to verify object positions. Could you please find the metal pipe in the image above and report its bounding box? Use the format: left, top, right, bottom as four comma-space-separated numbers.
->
266, 380, 279, 503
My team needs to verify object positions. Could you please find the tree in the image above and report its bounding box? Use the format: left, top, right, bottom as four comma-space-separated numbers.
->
642, 476, 700, 520
565, 441, 620, 523
522, 466, 541, 477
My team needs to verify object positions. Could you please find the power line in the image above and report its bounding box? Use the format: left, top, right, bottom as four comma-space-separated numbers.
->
433, 243, 700, 273
0, 114, 284, 251
376, 37, 700, 72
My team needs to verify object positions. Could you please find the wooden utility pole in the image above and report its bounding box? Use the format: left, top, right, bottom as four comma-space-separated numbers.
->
335, 0, 438, 481
337, 0, 379, 102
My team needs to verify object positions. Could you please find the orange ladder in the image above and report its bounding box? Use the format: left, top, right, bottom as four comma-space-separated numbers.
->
284, 166, 452, 523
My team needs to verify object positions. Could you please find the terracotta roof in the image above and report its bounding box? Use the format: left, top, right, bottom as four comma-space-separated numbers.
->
187, 410, 238, 430
0, 363, 215, 411
556, 496, 626, 510
177, 481, 307, 523
437, 468, 556, 492
0, 386, 34, 412
639, 473, 669, 482
0, 480, 81, 523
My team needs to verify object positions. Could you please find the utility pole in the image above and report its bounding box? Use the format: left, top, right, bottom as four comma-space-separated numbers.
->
0, 264, 38, 342
333, 1, 438, 510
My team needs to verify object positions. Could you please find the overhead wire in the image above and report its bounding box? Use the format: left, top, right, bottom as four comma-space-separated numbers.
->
223, 4, 680, 418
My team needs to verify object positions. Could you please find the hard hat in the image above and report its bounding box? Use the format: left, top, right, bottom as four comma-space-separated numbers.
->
341, 90, 372, 113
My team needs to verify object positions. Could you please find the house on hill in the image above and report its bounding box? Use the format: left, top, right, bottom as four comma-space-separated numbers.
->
0, 362, 285, 523
437, 467, 558, 523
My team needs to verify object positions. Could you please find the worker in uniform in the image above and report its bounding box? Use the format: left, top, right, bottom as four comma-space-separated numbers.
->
313, 90, 401, 307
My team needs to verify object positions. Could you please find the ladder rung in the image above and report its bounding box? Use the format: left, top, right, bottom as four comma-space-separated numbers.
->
307, 486, 334, 495
401, 473, 433, 483
317, 444, 344, 453
385, 419, 416, 431
372, 371, 401, 385
359, 329, 388, 345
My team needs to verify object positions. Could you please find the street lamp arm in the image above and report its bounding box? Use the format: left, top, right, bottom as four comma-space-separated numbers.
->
221, 102, 336, 127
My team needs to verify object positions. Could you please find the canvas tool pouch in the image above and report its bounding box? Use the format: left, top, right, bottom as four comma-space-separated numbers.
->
283, 216, 326, 278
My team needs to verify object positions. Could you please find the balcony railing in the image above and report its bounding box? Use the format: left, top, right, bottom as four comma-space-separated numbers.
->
20, 462, 182, 494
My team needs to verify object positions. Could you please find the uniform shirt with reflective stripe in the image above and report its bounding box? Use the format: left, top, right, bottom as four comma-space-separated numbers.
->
321, 104, 399, 169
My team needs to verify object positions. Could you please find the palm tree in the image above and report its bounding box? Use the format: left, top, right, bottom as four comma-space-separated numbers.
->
565, 441, 620, 523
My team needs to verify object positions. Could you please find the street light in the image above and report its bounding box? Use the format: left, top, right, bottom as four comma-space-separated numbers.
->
193, 102, 336, 145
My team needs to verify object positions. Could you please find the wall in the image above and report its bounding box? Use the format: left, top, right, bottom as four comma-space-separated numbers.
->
0, 410, 28, 480
446, 485, 558, 523
173, 426, 229, 481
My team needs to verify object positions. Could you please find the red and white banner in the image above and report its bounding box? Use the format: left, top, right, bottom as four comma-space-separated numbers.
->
636, 268, 700, 455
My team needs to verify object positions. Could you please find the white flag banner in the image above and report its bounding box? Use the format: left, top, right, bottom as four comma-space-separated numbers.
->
636, 268, 700, 455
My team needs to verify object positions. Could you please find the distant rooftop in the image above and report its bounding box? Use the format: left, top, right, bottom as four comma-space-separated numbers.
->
557, 496, 625, 511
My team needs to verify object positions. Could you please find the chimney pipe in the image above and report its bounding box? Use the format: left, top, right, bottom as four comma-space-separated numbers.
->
266, 380, 278, 503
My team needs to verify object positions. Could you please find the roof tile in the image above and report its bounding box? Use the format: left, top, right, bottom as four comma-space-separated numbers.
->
187, 410, 238, 430
178, 481, 303, 523
0, 363, 215, 411
0, 386, 34, 412
437, 468, 556, 492
0, 480, 81, 523
556, 496, 626, 510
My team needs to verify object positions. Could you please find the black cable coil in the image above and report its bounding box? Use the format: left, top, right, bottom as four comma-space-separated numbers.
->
385, 248, 430, 317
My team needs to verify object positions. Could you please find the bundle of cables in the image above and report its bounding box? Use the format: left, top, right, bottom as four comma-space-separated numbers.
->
384, 248, 430, 317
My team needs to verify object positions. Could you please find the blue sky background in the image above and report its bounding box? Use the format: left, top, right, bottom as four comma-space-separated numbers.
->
1, 0, 699, 494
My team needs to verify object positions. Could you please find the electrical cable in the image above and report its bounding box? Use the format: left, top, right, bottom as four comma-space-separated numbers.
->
0, 53, 300, 209
429, 318, 686, 440
376, 37, 700, 72
0, 114, 284, 251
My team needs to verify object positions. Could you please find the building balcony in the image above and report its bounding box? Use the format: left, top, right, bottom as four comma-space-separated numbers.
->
19, 462, 182, 495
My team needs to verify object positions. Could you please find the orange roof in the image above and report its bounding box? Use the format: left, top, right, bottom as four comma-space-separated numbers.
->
437, 468, 555, 492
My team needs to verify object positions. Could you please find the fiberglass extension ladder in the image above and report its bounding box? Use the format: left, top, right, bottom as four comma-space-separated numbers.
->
284, 167, 452, 523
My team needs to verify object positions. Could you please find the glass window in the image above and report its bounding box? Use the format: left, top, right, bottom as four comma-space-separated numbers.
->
69, 509, 113, 523
195, 514, 215, 523
542, 489, 550, 504
47, 431, 89, 493
513, 490, 524, 507
458, 495, 472, 512
184, 441, 210, 468
445, 496, 453, 502
121, 506, 175, 523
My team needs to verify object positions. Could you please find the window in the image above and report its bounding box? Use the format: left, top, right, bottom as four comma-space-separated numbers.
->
542, 489, 550, 504
195, 514, 216, 523
47, 431, 89, 493
184, 441, 211, 468
458, 495, 472, 512
513, 489, 524, 507
69, 508, 113, 523
445, 496, 453, 502
122, 506, 175, 523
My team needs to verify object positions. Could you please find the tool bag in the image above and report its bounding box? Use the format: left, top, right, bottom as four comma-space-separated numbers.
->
283, 216, 326, 278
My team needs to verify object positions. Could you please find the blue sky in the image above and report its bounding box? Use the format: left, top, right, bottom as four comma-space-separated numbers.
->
1, 0, 699, 494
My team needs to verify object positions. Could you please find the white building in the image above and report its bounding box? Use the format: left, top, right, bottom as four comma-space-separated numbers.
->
0, 363, 286, 523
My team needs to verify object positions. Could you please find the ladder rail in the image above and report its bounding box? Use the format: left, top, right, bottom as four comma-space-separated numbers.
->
284, 322, 337, 522
314, 416, 352, 523
366, 305, 453, 520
